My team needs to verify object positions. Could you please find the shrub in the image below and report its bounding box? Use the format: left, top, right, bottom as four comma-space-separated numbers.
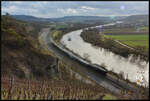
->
135, 46, 147, 53
102, 94, 117, 100
1, 17, 6, 32
52, 31, 61, 40
6, 28, 23, 45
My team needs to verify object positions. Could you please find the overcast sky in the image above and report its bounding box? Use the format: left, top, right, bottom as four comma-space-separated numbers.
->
1, 1, 149, 18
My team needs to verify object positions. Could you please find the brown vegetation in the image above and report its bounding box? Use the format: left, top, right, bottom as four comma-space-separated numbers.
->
1, 76, 107, 100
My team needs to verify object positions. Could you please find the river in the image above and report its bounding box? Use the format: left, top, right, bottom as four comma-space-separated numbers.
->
60, 23, 149, 88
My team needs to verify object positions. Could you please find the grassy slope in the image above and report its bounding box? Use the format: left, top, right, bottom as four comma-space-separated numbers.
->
106, 35, 149, 49
38, 35, 56, 57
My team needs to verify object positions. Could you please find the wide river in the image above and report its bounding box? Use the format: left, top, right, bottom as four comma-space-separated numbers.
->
60, 23, 149, 87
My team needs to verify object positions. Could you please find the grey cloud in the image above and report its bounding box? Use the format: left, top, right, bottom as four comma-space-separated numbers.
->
2, 1, 149, 18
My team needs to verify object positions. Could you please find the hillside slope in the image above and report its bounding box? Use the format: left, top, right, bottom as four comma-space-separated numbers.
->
1, 15, 119, 100
1, 15, 58, 80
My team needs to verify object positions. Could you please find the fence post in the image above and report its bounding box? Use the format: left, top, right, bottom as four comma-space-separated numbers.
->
56, 58, 59, 72
28, 80, 30, 99
8, 76, 14, 99
28, 80, 30, 90
58, 60, 61, 78
42, 80, 44, 99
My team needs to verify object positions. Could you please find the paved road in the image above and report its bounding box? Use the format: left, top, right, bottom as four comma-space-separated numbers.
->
40, 28, 146, 99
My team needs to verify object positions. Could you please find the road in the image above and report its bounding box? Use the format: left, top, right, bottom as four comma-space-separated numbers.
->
104, 36, 135, 50
40, 28, 145, 99
114, 40, 135, 50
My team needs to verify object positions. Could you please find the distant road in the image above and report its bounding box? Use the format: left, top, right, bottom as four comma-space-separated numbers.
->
40, 28, 145, 99
114, 40, 135, 50
104, 36, 135, 50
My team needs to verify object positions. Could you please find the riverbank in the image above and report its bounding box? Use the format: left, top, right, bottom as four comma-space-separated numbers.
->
40, 28, 123, 100
60, 26, 149, 88
50, 29, 149, 100
80, 28, 148, 62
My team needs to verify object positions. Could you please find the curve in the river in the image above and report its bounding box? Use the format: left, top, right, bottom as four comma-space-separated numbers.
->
40, 28, 148, 99
60, 23, 149, 88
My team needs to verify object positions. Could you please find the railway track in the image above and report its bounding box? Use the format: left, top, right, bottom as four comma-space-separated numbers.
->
40, 28, 148, 99
50, 35, 107, 75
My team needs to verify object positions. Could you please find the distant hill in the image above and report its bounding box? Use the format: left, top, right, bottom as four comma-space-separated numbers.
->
11, 15, 125, 23
113, 16, 127, 21
12, 14, 148, 25
121, 14, 149, 25
52, 16, 111, 22
11, 15, 49, 22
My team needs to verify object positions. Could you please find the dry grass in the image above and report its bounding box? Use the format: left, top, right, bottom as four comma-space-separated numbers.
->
38, 35, 56, 57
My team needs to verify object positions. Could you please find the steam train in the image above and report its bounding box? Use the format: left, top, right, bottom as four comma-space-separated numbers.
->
50, 37, 107, 75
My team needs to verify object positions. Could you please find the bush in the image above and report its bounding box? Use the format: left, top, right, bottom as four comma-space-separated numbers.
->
1, 17, 6, 32
52, 31, 61, 40
135, 46, 147, 53
102, 94, 117, 100
6, 28, 23, 45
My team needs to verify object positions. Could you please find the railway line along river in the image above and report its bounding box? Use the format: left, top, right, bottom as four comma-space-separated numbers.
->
60, 23, 149, 88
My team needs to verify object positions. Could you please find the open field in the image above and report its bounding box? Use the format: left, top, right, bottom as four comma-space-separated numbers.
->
139, 26, 149, 32
102, 25, 149, 35
105, 35, 149, 49
102, 28, 136, 33
55, 23, 68, 29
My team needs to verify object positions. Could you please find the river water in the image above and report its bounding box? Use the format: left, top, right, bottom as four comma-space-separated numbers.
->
60, 23, 149, 88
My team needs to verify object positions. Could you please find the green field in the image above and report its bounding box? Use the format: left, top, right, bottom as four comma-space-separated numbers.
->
139, 26, 149, 32
105, 35, 149, 49
55, 23, 68, 29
